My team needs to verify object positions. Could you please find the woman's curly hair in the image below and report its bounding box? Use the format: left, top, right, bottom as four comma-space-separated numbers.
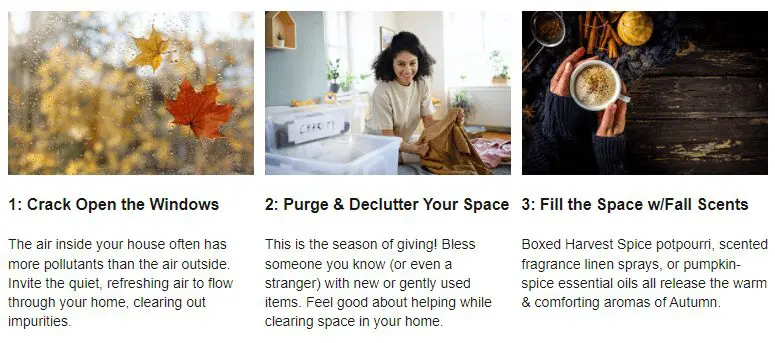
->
372, 31, 436, 82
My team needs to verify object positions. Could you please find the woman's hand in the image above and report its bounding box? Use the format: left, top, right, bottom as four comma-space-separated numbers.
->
451, 107, 465, 125
596, 82, 628, 137
550, 47, 599, 96
413, 142, 430, 157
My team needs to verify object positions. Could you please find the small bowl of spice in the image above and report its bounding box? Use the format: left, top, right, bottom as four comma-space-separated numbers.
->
531, 11, 565, 47
523, 11, 566, 72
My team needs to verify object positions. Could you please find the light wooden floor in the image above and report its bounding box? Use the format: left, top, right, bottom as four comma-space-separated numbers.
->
480, 132, 511, 141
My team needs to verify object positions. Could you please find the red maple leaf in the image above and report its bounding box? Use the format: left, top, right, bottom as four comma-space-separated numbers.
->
165, 79, 233, 139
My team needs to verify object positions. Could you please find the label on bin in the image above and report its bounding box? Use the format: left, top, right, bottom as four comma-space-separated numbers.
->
288, 114, 346, 144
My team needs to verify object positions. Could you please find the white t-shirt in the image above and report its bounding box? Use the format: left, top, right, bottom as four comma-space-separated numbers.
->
366, 78, 435, 142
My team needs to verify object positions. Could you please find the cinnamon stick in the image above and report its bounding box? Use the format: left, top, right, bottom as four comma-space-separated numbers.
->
609, 38, 618, 58
593, 12, 609, 49
578, 14, 584, 47
595, 11, 606, 23
601, 25, 611, 48
594, 12, 624, 47
584, 11, 592, 39
609, 25, 623, 46
587, 17, 598, 55
598, 24, 609, 49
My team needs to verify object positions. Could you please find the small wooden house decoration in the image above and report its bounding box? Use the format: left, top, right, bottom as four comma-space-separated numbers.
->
266, 11, 296, 49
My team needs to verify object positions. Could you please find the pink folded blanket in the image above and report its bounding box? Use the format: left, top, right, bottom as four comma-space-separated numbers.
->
471, 138, 511, 168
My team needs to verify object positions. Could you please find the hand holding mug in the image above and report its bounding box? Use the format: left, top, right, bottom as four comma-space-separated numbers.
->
550, 47, 599, 96
596, 82, 628, 137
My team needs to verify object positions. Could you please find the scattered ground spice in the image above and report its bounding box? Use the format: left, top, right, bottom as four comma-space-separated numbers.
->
538, 17, 562, 42
522, 105, 536, 120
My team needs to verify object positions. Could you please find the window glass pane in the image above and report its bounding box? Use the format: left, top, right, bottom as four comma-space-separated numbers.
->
484, 12, 515, 77
337, 12, 348, 47
325, 11, 340, 46
444, 11, 514, 86
325, 11, 349, 75
8, 11, 254, 175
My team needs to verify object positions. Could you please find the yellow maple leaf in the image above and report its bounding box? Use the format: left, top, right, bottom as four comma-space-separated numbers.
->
129, 27, 169, 72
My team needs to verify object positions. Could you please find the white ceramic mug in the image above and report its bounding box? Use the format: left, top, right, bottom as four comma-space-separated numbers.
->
570, 60, 631, 111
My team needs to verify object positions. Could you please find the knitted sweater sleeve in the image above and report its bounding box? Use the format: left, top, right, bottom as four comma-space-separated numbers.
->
593, 135, 629, 174
524, 91, 588, 174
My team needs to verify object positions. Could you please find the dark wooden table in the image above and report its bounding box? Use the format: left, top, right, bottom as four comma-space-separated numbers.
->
625, 12, 767, 174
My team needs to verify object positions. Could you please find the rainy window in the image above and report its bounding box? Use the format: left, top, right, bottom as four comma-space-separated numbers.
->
8, 12, 254, 175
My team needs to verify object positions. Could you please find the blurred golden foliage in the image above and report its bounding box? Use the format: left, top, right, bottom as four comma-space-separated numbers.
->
8, 12, 254, 175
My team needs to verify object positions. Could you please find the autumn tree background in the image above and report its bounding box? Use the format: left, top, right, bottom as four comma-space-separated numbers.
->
8, 12, 254, 174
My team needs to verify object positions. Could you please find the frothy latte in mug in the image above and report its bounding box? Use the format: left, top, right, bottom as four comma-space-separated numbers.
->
574, 65, 616, 107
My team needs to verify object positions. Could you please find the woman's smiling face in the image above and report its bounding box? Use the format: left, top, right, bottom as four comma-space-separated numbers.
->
393, 50, 418, 86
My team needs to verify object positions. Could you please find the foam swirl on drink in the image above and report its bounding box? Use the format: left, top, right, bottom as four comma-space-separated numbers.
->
575, 65, 616, 107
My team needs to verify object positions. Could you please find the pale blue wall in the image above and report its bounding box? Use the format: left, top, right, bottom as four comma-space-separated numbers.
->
265, 11, 328, 107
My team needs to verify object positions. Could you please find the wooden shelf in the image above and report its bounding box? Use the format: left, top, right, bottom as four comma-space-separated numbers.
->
266, 11, 296, 49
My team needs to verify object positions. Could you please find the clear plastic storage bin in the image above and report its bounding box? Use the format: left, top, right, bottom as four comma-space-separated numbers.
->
266, 134, 401, 175
266, 105, 353, 150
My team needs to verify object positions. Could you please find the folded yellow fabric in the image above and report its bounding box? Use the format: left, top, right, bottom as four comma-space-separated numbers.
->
419, 108, 492, 175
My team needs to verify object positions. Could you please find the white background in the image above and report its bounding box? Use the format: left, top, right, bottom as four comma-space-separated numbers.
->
2, 0, 773, 342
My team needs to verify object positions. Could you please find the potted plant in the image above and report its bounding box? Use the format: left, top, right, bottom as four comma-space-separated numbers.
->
342, 73, 371, 91
451, 90, 474, 119
495, 65, 510, 84
340, 74, 355, 92
327, 58, 341, 93
276, 32, 285, 48
490, 51, 510, 84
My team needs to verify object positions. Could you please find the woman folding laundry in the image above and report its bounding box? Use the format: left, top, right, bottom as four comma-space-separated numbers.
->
366, 31, 463, 163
